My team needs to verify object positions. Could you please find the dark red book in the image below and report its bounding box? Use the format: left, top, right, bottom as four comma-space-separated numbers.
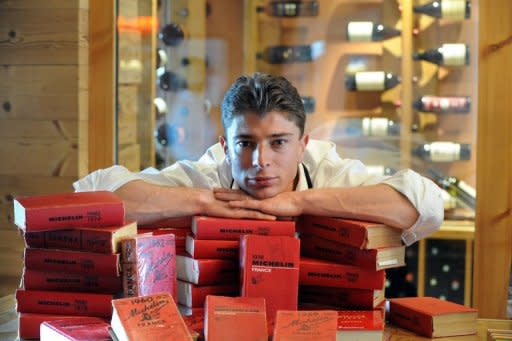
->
177, 280, 238, 308
24, 248, 120, 277
111, 293, 192, 340
205, 295, 267, 341
299, 285, 385, 310
139, 216, 192, 229
273, 310, 338, 341
40, 317, 111, 341
24, 221, 137, 254
181, 307, 205, 340
192, 216, 295, 240
336, 310, 385, 340
299, 257, 385, 290
121, 233, 176, 298
23, 269, 122, 294
186, 235, 239, 259
16, 289, 113, 317
389, 296, 478, 337
299, 215, 402, 249
300, 233, 405, 270
176, 255, 238, 285
19, 313, 93, 340
13, 191, 125, 232
240, 235, 300, 324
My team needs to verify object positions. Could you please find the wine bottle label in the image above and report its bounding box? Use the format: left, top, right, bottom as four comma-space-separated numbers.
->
421, 96, 469, 112
154, 97, 168, 116
458, 180, 476, 198
441, 0, 466, 20
441, 189, 457, 209
366, 165, 386, 176
362, 117, 390, 137
263, 45, 313, 64
441, 44, 467, 66
354, 71, 385, 91
347, 22, 374, 42
429, 142, 461, 161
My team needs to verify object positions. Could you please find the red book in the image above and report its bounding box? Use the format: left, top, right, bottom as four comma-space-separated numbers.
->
24, 221, 137, 254
336, 310, 384, 341
40, 317, 111, 341
273, 310, 338, 341
13, 191, 125, 232
121, 233, 176, 298
299, 257, 385, 290
19, 313, 92, 340
205, 295, 267, 341
181, 307, 205, 340
299, 215, 402, 249
111, 293, 192, 341
16, 289, 113, 317
138, 227, 189, 248
139, 216, 192, 229
299, 285, 385, 310
192, 216, 295, 240
300, 233, 405, 270
177, 280, 238, 308
23, 269, 122, 294
240, 235, 300, 324
186, 235, 239, 259
24, 248, 120, 277
176, 255, 238, 285
389, 296, 478, 337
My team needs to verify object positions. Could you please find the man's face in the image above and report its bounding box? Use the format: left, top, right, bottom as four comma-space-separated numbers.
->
220, 111, 309, 199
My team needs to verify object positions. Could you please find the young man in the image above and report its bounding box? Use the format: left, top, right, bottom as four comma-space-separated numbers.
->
74, 73, 443, 245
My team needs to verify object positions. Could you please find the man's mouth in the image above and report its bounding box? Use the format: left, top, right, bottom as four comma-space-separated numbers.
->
247, 176, 278, 187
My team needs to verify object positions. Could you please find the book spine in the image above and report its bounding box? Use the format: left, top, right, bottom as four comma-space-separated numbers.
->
299, 259, 385, 289
298, 285, 379, 309
122, 261, 139, 297
23, 269, 122, 294
24, 248, 120, 277
197, 259, 238, 285
389, 302, 433, 337
299, 216, 366, 248
193, 218, 295, 240
25, 229, 115, 254
189, 238, 239, 259
16, 289, 113, 318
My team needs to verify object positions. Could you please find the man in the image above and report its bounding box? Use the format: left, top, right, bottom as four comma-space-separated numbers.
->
74, 73, 443, 245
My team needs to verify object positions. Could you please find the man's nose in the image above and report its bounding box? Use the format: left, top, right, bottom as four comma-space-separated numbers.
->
252, 144, 271, 168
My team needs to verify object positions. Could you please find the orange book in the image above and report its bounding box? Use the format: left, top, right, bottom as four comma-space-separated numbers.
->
336, 310, 385, 341
299, 285, 385, 310
205, 295, 267, 341
40, 317, 111, 341
389, 296, 477, 337
111, 293, 192, 341
273, 310, 338, 341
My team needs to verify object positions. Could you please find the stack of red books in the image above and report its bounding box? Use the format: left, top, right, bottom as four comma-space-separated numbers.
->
13, 191, 134, 340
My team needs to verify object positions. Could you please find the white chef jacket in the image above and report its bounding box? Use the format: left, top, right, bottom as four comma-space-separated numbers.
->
74, 139, 444, 245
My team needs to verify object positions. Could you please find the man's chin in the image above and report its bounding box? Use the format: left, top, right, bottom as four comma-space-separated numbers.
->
246, 187, 281, 200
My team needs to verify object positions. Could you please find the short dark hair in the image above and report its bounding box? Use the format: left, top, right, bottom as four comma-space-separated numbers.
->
221, 73, 306, 136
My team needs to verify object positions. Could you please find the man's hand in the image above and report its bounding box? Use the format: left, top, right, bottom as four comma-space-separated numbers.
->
213, 188, 304, 217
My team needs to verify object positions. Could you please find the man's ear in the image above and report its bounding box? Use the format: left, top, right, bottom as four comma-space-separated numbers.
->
299, 133, 309, 162
219, 136, 229, 161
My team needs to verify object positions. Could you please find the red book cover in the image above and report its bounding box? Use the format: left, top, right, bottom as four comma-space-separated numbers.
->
205, 295, 267, 341
177, 280, 238, 308
176, 255, 238, 285
300, 233, 405, 270
186, 235, 239, 259
240, 235, 300, 324
389, 296, 478, 337
24, 248, 120, 277
336, 310, 384, 340
192, 216, 295, 240
299, 257, 385, 290
273, 310, 338, 341
16, 289, 113, 317
139, 215, 192, 229
13, 191, 125, 232
299, 215, 402, 249
121, 233, 176, 298
152, 228, 189, 247
299, 285, 385, 310
111, 293, 192, 341
23, 269, 122, 294
40, 317, 111, 341
19, 313, 93, 340
24, 221, 137, 254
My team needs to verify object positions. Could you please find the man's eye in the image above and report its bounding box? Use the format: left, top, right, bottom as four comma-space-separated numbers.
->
272, 139, 287, 147
236, 141, 254, 148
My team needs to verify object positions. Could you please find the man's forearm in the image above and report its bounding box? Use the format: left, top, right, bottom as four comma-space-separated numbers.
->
297, 184, 419, 230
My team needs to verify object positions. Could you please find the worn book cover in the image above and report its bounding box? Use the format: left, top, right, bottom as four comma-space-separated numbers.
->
240, 235, 300, 325
176, 255, 238, 285
14, 191, 125, 232
186, 235, 239, 259
337, 310, 384, 341
40, 317, 111, 341
299, 285, 385, 310
273, 310, 337, 341
177, 280, 238, 308
111, 293, 192, 341
19, 313, 92, 340
121, 233, 176, 298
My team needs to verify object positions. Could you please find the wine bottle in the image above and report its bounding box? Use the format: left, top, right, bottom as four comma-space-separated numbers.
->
158, 71, 188, 92
413, 43, 469, 66
257, 1, 319, 17
428, 168, 476, 209
332, 117, 400, 137
345, 71, 400, 91
413, 0, 470, 20
346, 22, 401, 42
155, 122, 180, 147
301, 96, 315, 113
153, 97, 168, 117
257, 41, 325, 64
366, 165, 397, 176
159, 23, 185, 47
414, 96, 471, 113
156, 48, 168, 70
412, 141, 470, 161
